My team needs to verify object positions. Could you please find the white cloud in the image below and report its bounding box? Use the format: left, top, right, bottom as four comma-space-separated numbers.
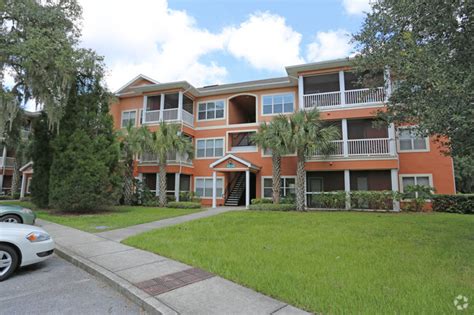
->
342, 0, 372, 15
79, 0, 228, 91
224, 12, 304, 71
306, 30, 353, 62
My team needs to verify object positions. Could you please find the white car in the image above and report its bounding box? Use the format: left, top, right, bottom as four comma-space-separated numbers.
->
0, 223, 55, 281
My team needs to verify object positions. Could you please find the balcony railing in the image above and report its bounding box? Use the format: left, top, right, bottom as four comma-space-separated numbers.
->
0, 157, 15, 168
311, 138, 393, 158
304, 87, 385, 109
143, 109, 194, 127
140, 151, 192, 166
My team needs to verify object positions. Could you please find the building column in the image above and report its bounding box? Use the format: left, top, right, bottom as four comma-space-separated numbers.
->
298, 75, 304, 110
174, 173, 180, 202
342, 119, 349, 157
212, 171, 217, 208
388, 123, 397, 156
384, 67, 392, 101
177, 91, 183, 121
142, 95, 148, 125
0, 146, 7, 192
339, 70, 346, 106
20, 174, 26, 199
155, 173, 159, 197
391, 169, 400, 211
344, 170, 351, 210
159, 93, 165, 121
245, 170, 250, 209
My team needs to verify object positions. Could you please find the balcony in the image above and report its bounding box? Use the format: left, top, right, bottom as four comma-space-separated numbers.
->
0, 157, 15, 168
301, 71, 386, 110
143, 92, 194, 127
140, 151, 192, 166
144, 108, 194, 126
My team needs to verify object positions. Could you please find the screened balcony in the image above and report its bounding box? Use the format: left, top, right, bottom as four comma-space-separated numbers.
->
140, 150, 192, 166
143, 92, 194, 127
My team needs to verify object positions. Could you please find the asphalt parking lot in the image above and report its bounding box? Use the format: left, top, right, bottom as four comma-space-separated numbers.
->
0, 255, 145, 315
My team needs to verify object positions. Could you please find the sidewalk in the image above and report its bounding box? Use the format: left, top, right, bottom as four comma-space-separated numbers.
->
37, 219, 310, 315
97, 206, 244, 242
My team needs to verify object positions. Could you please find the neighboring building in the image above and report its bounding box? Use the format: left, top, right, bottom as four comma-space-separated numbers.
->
110, 58, 456, 209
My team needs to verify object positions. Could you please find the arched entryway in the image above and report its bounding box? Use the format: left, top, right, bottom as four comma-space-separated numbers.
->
228, 94, 256, 124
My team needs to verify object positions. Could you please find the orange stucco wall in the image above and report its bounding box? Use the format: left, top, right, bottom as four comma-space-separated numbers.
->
110, 66, 456, 205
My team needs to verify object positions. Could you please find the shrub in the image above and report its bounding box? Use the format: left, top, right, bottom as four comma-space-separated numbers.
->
307, 191, 346, 209
179, 191, 201, 203
401, 185, 434, 212
251, 198, 273, 205
432, 194, 474, 214
249, 203, 295, 211
280, 195, 296, 205
167, 201, 201, 209
351, 190, 399, 210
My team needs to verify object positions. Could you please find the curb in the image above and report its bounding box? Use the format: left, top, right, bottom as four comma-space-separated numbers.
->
54, 245, 178, 315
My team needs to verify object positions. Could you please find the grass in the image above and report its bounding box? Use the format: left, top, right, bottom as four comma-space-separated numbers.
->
123, 211, 474, 314
3, 201, 201, 233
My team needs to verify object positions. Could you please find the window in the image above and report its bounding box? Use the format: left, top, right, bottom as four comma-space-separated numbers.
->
262, 94, 294, 115
401, 175, 432, 198
196, 138, 224, 158
198, 100, 225, 120
398, 128, 428, 151
121, 110, 136, 127
263, 177, 296, 198
195, 178, 223, 198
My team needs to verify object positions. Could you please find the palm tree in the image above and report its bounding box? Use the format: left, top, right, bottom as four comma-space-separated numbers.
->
118, 124, 149, 205
252, 117, 291, 203
284, 109, 340, 211
146, 122, 194, 207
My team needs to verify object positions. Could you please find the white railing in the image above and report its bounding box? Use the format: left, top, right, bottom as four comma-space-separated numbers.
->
304, 91, 341, 109
140, 151, 192, 165
304, 87, 384, 109
311, 140, 344, 156
345, 87, 384, 105
0, 157, 16, 168
162, 108, 178, 121
348, 138, 390, 156
145, 110, 160, 123
182, 110, 194, 127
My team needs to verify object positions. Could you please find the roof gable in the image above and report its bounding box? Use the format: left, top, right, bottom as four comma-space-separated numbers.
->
115, 74, 159, 95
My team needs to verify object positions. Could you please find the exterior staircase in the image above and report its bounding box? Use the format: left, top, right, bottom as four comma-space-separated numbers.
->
224, 173, 245, 206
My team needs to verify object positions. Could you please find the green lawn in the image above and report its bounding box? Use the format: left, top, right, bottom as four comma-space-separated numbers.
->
3, 201, 201, 233
123, 211, 474, 314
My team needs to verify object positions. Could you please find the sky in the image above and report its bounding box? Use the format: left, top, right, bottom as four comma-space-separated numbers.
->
78, 0, 372, 92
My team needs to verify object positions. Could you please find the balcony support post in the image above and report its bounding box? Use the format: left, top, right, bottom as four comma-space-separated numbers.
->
142, 95, 148, 125
178, 91, 183, 121
20, 174, 27, 199
212, 171, 217, 208
245, 170, 250, 209
298, 75, 304, 110
159, 93, 165, 121
388, 123, 397, 156
342, 119, 349, 157
339, 70, 346, 106
174, 173, 180, 202
155, 173, 159, 197
391, 169, 400, 211
384, 67, 392, 101
344, 170, 351, 210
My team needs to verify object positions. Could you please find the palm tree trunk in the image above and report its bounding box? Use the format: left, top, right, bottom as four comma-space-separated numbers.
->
158, 160, 167, 207
272, 153, 281, 204
123, 159, 134, 205
295, 151, 306, 211
11, 160, 20, 198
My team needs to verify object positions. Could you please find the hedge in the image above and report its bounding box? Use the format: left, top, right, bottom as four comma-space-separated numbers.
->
432, 194, 473, 214
249, 204, 295, 211
251, 198, 273, 205
167, 201, 202, 209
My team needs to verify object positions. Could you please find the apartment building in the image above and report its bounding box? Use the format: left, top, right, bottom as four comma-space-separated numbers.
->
111, 58, 456, 209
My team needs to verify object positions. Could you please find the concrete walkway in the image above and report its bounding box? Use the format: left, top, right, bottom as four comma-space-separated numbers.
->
37, 218, 310, 315
97, 206, 244, 242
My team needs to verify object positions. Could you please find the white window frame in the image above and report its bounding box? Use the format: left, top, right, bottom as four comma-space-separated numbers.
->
195, 137, 225, 159
261, 176, 297, 199
121, 110, 137, 128
194, 176, 224, 199
261, 92, 295, 116
226, 129, 258, 153
197, 100, 226, 121
397, 126, 430, 152
399, 174, 434, 199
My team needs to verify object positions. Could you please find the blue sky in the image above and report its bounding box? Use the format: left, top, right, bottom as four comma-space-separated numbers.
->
77, 0, 371, 90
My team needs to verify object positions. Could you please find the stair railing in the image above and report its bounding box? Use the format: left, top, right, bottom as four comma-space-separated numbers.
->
223, 173, 244, 202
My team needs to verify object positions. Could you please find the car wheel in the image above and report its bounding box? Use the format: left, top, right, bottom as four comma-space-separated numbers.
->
0, 214, 22, 224
0, 244, 19, 281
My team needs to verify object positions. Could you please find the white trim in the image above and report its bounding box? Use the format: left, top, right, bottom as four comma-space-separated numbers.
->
196, 99, 226, 121
261, 176, 297, 199
195, 137, 226, 160
210, 154, 252, 168
195, 123, 260, 131
226, 129, 258, 153
120, 109, 138, 128
114, 74, 159, 94
396, 126, 430, 153
308, 103, 385, 112
19, 161, 33, 172
399, 174, 434, 199
226, 93, 258, 126
194, 176, 224, 199
260, 92, 296, 116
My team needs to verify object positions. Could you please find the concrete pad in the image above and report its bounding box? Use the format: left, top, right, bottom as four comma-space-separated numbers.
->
70, 240, 133, 258
89, 249, 167, 272
273, 305, 312, 315
158, 276, 286, 315
117, 259, 191, 283
53, 233, 105, 246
